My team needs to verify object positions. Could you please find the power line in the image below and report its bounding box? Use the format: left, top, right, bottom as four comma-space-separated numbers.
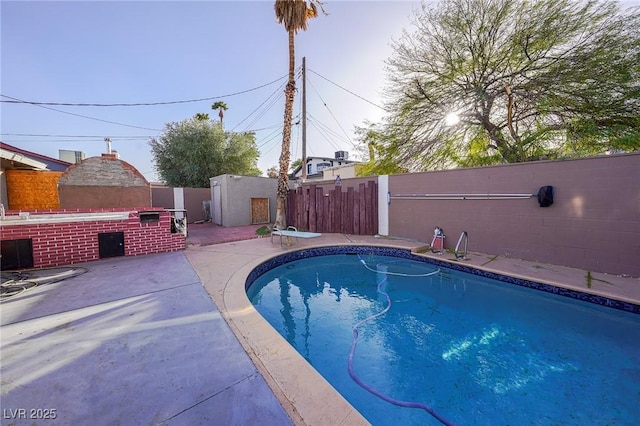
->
0, 75, 287, 107
0, 133, 150, 139
2, 95, 162, 131
236, 83, 286, 132
307, 68, 387, 111
308, 117, 342, 152
307, 113, 350, 144
307, 77, 357, 149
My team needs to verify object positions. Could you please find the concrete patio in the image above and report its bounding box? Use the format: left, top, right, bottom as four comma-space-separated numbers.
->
1, 228, 638, 425
0, 250, 291, 426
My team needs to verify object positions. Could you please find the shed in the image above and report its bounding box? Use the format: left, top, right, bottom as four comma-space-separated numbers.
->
210, 174, 277, 227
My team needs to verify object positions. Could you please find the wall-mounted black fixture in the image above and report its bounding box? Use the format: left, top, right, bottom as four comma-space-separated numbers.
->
537, 186, 554, 207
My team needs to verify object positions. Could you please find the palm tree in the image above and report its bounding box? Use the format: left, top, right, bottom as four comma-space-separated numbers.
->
273, 0, 323, 229
211, 101, 228, 126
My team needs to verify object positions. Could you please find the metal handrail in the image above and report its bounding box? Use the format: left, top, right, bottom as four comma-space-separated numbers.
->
454, 231, 468, 260
391, 193, 533, 200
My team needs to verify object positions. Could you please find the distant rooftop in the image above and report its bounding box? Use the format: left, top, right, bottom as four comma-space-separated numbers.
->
0, 141, 73, 171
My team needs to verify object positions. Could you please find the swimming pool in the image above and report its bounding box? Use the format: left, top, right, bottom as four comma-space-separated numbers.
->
246, 246, 640, 425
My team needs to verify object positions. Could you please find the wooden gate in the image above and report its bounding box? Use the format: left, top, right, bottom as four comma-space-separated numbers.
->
286, 181, 377, 234
251, 198, 270, 224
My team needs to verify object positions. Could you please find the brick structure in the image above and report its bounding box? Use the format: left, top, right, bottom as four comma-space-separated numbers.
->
58, 154, 151, 209
0, 208, 185, 269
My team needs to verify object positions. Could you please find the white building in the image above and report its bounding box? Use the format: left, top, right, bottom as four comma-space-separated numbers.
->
290, 151, 359, 181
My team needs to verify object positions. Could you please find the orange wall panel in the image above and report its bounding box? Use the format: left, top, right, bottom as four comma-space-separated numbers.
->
5, 170, 62, 210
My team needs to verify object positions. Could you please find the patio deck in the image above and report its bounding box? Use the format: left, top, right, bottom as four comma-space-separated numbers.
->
1, 225, 637, 425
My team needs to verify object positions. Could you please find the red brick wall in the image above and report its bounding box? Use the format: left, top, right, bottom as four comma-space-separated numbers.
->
1, 208, 185, 268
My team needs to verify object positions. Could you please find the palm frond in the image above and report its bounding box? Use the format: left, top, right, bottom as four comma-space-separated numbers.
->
274, 0, 324, 33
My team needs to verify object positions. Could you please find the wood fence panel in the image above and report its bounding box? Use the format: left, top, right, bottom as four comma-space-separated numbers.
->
340, 191, 347, 233
308, 185, 317, 232
373, 181, 379, 232
359, 183, 366, 234
353, 193, 360, 235
316, 187, 324, 232
286, 193, 293, 225
346, 187, 354, 234
302, 187, 309, 231
372, 181, 378, 233
333, 186, 342, 233
323, 191, 330, 232
365, 181, 376, 234
329, 188, 335, 232
286, 180, 377, 235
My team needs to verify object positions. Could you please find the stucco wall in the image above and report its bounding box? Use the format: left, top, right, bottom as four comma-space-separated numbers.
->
388, 153, 640, 277
183, 188, 211, 222
210, 175, 277, 227
151, 187, 174, 209
151, 187, 210, 223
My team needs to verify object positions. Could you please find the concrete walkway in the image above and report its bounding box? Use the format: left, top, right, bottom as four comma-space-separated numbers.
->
0, 251, 292, 426
186, 223, 264, 246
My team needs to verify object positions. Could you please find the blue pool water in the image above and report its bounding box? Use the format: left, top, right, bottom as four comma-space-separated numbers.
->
246, 249, 640, 425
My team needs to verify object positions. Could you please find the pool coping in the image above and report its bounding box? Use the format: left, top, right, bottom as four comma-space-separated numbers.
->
187, 235, 639, 426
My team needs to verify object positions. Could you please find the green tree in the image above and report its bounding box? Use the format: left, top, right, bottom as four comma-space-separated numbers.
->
381, 0, 640, 170
266, 166, 278, 178
353, 121, 408, 176
150, 116, 261, 187
273, 0, 325, 229
290, 158, 302, 170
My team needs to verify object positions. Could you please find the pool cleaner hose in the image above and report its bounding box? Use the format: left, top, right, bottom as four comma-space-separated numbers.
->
349, 256, 454, 426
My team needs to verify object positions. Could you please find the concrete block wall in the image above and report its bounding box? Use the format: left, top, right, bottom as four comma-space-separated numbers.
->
387, 153, 640, 277
0, 208, 185, 268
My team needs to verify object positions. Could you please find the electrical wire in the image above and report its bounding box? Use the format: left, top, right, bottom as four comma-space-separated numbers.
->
0, 74, 287, 107
230, 79, 288, 132
306, 77, 357, 149
238, 87, 286, 132
0, 133, 150, 138
307, 112, 351, 144
307, 68, 387, 111
348, 255, 454, 426
307, 116, 343, 151
2, 95, 162, 131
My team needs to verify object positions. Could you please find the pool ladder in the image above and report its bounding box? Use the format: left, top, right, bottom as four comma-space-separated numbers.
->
454, 231, 469, 260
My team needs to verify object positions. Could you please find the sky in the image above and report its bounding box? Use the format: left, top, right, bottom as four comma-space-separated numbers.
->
1, 0, 421, 182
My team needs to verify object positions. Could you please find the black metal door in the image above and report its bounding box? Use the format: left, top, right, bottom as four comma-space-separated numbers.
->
98, 232, 125, 258
0, 239, 34, 270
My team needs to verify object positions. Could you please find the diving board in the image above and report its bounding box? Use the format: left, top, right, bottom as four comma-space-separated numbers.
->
270, 226, 322, 247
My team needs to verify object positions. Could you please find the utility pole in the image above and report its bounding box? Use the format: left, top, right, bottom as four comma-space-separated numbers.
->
301, 56, 307, 181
